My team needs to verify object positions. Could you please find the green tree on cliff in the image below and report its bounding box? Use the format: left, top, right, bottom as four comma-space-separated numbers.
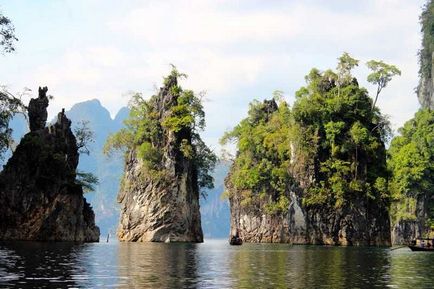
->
221, 98, 293, 214
223, 53, 397, 215
388, 109, 434, 231
366, 60, 401, 109
293, 54, 393, 208
105, 67, 216, 195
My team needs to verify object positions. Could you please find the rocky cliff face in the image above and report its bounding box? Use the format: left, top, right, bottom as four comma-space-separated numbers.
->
0, 87, 99, 242
417, 52, 434, 109
391, 196, 428, 245
229, 178, 390, 246
117, 75, 203, 242
418, 1, 434, 109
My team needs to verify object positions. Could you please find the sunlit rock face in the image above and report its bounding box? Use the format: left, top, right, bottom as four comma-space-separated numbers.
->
0, 87, 99, 242
117, 76, 203, 243
418, 52, 434, 110
229, 184, 391, 246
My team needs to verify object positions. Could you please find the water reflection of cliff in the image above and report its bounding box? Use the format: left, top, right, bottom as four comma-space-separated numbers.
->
117, 242, 199, 288
389, 249, 434, 288
0, 242, 83, 288
229, 245, 390, 289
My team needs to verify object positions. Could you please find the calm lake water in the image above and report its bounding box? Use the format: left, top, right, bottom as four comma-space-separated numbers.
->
0, 239, 433, 288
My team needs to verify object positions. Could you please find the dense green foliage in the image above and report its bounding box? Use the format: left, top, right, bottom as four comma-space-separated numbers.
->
388, 109, 434, 228
293, 57, 391, 208
223, 53, 397, 214
221, 99, 293, 214
105, 68, 216, 193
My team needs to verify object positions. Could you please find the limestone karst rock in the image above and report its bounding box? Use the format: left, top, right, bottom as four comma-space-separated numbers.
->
418, 0, 434, 109
226, 99, 391, 246
117, 73, 206, 242
28, 86, 49, 132
0, 87, 99, 242
229, 187, 391, 245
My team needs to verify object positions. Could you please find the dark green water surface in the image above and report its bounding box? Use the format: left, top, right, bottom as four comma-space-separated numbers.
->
0, 240, 433, 288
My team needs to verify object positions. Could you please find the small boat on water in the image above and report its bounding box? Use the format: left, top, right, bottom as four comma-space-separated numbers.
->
408, 238, 434, 252
229, 235, 243, 246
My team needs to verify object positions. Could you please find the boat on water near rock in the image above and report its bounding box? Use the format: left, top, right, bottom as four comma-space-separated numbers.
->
229, 234, 243, 246
408, 238, 434, 251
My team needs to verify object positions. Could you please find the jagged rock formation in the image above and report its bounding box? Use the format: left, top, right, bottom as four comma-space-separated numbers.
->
28, 86, 49, 131
117, 72, 207, 242
0, 87, 99, 242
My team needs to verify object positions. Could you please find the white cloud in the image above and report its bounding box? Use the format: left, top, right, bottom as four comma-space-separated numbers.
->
0, 0, 426, 148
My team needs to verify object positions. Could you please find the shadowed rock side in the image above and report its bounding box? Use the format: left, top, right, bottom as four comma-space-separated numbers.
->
117, 75, 203, 242
0, 87, 99, 242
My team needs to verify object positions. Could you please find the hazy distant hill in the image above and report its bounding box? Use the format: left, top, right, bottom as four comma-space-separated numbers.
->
65, 99, 126, 236
200, 162, 230, 239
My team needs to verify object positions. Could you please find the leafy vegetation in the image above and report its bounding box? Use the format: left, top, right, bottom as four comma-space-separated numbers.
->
75, 171, 99, 193
366, 60, 401, 109
388, 109, 434, 230
293, 54, 393, 208
74, 120, 95, 156
221, 99, 293, 214
223, 53, 398, 215
105, 67, 216, 194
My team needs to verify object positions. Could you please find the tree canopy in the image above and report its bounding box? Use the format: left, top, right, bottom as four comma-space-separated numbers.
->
388, 109, 434, 229
221, 99, 293, 214
223, 53, 395, 215
292, 54, 391, 208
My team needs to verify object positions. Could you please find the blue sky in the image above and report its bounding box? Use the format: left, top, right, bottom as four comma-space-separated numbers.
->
0, 0, 425, 151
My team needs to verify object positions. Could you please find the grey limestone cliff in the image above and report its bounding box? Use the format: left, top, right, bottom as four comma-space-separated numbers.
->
117, 74, 203, 242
